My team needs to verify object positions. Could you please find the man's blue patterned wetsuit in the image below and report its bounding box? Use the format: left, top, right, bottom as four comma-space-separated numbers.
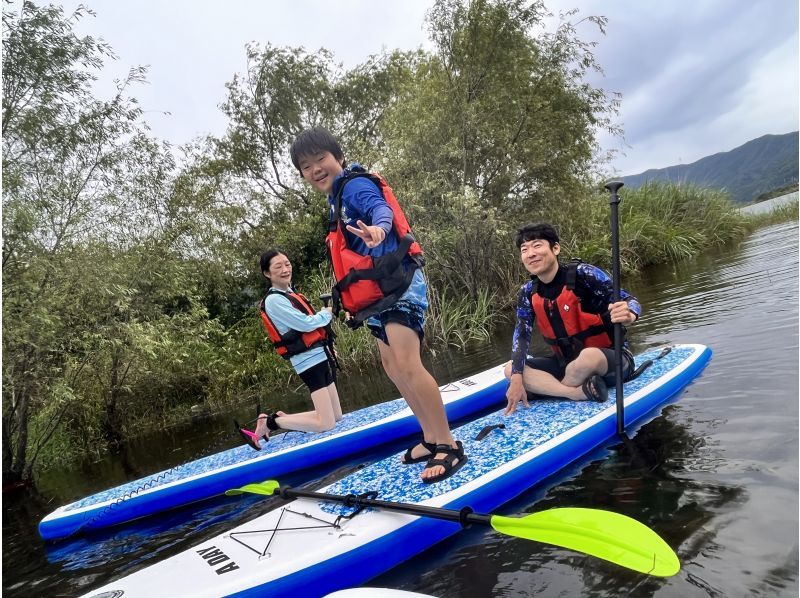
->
511, 261, 642, 386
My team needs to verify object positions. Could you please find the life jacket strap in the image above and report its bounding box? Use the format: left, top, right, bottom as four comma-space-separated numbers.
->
542, 323, 612, 347
272, 333, 327, 359
335, 233, 415, 285
261, 290, 328, 359
332, 234, 420, 328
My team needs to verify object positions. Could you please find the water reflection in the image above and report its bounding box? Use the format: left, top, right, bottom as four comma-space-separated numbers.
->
373, 407, 747, 597
373, 221, 798, 597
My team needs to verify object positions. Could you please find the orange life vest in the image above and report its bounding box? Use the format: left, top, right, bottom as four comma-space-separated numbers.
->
260, 289, 327, 359
326, 167, 423, 327
530, 260, 615, 363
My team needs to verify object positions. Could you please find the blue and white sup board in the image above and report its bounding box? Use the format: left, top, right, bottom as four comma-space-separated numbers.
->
325, 590, 434, 598
80, 344, 711, 598
39, 364, 507, 540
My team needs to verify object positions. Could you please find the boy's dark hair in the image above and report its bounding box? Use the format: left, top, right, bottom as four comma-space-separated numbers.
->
515, 222, 560, 249
260, 248, 288, 275
289, 127, 345, 171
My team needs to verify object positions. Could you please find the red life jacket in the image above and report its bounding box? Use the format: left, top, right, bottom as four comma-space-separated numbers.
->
326, 167, 424, 327
260, 289, 327, 359
530, 260, 615, 363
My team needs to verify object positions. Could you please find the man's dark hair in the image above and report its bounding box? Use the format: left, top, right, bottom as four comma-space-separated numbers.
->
289, 127, 345, 171
515, 222, 560, 249
260, 248, 288, 275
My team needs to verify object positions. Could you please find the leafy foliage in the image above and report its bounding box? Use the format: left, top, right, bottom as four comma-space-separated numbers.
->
615, 182, 753, 270
2, 3, 238, 478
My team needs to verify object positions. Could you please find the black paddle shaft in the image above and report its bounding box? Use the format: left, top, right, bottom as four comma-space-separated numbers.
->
604, 181, 626, 436
275, 485, 492, 529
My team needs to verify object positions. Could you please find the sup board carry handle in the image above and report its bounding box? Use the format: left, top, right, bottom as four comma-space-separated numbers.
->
604, 180, 626, 436
226, 481, 681, 577
474, 423, 506, 441
627, 346, 672, 382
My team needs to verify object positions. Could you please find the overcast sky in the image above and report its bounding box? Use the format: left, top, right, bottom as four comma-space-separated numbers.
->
43, 0, 799, 175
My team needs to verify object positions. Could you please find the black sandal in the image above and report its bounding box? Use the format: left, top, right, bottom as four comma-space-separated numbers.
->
401, 439, 437, 465
582, 374, 609, 402
422, 441, 467, 484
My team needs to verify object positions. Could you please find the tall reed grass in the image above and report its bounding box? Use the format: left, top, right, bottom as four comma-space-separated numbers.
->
426, 285, 500, 350
299, 266, 502, 370
744, 200, 799, 227
618, 182, 753, 270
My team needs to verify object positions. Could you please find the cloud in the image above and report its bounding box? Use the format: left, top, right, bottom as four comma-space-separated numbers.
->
41, 0, 799, 175
713, 33, 799, 139
53, 0, 434, 145
561, 0, 799, 173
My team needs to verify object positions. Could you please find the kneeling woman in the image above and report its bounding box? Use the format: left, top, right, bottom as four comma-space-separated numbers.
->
240, 249, 343, 450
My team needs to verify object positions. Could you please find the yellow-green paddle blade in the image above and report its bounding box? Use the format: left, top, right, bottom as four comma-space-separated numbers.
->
225, 479, 280, 497
491, 507, 680, 577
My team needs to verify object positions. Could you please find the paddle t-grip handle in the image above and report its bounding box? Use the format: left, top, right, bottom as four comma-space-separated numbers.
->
319, 293, 332, 308
604, 180, 624, 204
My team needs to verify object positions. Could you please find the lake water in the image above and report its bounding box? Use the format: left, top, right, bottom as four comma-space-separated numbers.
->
3, 220, 798, 597
739, 191, 798, 215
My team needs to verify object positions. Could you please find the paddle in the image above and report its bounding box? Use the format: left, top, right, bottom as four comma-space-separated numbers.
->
604, 180, 626, 436
226, 481, 680, 577
319, 293, 341, 373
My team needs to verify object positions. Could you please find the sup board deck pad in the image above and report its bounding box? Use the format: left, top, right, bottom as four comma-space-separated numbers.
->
80, 344, 711, 598
320, 344, 697, 514
40, 364, 507, 540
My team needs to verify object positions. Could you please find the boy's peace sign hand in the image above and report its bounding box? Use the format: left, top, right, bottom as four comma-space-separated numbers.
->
346, 220, 386, 248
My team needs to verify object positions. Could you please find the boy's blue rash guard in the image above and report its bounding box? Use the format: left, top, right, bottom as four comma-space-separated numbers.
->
263, 288, 332, 374
510, 262, 642, 375
329, 167, 399, 258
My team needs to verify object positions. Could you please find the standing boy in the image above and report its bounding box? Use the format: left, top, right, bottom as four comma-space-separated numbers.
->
505, 222, 641, 414
289, 127, 466, 484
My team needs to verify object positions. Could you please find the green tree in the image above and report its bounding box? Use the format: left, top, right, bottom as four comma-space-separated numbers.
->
1, 2, 193, 480
390, 0, 617, 195
375, 0, 619, 294
198, 0, 622, 324
203, 44, 422, 286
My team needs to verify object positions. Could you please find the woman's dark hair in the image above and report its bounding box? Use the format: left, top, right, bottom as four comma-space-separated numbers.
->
515, 222, 560, 249
260, 248, 289, 276
289, 127, 346, 171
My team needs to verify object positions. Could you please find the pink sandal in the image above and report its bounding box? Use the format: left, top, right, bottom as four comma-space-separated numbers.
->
235, 413, 273, 451
238, 427, 263, 451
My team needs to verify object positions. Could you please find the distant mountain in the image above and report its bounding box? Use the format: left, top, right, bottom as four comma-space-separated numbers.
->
623, 131, 799, 203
